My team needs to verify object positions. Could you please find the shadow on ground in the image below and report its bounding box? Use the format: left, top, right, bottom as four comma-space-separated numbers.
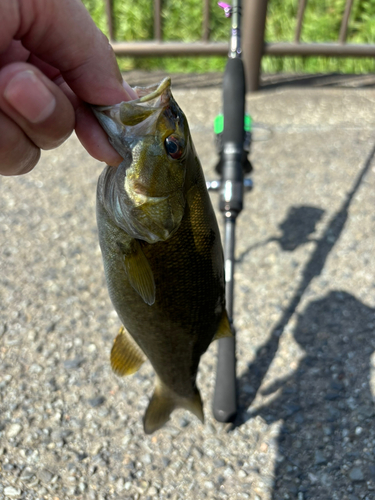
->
231, 143, 375, 497
236, 205, 325, 261
236, 142, 375, 416
258, 290, 375, 499
260, 73, 375, 90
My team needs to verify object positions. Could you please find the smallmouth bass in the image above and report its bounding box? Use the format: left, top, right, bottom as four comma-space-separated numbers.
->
93, 78, 231, 434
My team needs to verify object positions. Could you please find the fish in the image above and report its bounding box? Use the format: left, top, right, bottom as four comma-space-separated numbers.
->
92, 78, 231, 434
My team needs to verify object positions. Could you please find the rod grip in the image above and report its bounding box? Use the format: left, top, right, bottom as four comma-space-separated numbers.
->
223, 57, 246, 145
212, 336, 237, 422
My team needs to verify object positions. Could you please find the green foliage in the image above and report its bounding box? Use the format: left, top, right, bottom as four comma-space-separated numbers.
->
82, 0, 108, 35
112, 0, 154, 40
263, 0, 375, 73
83, 0, 375, 73
162, 0, 203, 41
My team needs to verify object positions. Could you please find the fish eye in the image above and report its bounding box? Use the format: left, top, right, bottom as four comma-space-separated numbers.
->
165, 135, 183, 160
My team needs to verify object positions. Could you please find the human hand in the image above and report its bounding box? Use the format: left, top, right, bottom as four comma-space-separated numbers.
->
0, 0, 137, 176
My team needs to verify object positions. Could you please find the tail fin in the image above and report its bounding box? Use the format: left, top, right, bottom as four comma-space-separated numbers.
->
143, 378, 204, 434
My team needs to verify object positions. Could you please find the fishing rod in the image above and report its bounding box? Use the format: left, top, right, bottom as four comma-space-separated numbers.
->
209, 0, 253, 422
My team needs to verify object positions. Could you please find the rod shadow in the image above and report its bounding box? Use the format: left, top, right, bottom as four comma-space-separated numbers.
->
235, 141, 375, 424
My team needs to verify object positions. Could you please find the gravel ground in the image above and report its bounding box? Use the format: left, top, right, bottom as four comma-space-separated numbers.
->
1, 73, 375, 500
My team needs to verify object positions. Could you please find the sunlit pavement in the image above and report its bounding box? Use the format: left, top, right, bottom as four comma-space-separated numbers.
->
1, 72, 374, 500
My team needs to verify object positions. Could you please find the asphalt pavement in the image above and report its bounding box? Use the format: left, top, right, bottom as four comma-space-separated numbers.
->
1, 72, 375, 500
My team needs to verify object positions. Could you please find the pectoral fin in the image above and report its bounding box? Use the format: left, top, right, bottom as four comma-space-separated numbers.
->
118, 239, 155, 305
143, 378, 204, 434
213, 309, 233, 341
111, 326, 146, 376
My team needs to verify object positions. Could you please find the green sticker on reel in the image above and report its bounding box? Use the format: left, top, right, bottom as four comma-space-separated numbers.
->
214, 113, 252, 134
214, 114, 224, 134
244, 114, 252, 132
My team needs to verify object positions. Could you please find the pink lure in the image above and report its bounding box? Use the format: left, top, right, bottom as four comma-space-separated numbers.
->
218, 1, 232, 17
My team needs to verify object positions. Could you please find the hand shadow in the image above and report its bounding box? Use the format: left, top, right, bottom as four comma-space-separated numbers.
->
251, 291, 375, 499
236, 205, 325, 264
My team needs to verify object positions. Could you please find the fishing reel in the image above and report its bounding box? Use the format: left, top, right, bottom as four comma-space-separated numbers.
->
206, 112, 253, 194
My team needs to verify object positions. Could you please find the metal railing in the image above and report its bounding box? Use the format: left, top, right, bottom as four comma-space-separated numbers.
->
103, 0, 228, 56
241, 0, 375, 90
101, 0, 375, 91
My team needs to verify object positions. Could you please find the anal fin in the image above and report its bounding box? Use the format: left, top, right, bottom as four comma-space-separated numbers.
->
213, 309, 233, 341
110, 326, 146, 376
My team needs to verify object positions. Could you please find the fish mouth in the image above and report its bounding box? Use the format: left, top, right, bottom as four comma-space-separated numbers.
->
92, 78, 171, 129
133, 77, 171, 103
95, 77, 171, 110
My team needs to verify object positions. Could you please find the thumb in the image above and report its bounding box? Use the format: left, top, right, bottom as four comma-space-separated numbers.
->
6, 0, 137, 105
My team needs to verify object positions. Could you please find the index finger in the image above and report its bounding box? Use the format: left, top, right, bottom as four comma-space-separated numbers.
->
2, 0, 137, 105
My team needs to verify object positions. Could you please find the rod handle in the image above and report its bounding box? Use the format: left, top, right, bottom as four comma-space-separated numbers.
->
223, 57, 246, 146
212, 336, 237, 422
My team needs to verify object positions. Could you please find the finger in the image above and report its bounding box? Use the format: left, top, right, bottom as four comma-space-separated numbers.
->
0, 62, 75, 151
22, 61, 124, 166
30, 69, 125, 166
0, 40, 30, 67
0, 109, 40, 176
27, 53, 61, 82
3, 0, 137, 105
75, 102, 123, 166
